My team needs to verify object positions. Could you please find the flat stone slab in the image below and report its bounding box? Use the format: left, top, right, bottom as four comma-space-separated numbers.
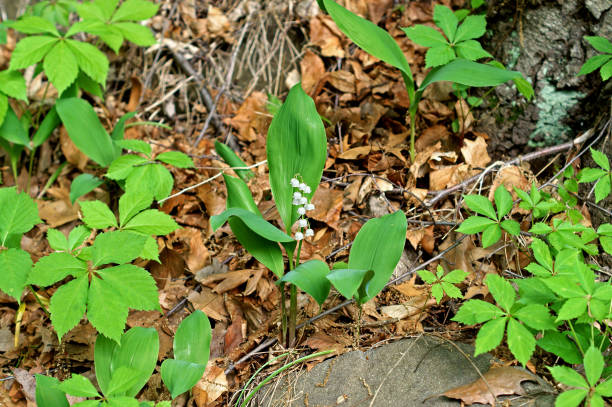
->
258, 336, 556, 406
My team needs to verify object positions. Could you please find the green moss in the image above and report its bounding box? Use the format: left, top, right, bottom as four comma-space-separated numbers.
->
529, 83, 584, 147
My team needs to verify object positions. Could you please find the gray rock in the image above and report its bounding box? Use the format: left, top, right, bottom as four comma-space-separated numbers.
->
258, 337, 556, 406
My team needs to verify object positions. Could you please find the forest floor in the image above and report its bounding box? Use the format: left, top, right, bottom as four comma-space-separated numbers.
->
0, 0, 610, 406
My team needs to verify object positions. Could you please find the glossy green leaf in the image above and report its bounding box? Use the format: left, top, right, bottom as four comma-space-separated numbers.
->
0, 70, 27, 101
485, 274, 515, 312
114, 22, 156, 46
474, 317, 506, 355
97, 264, 159, 311
211, 208, 293, 242
106, 367, 143, 396
47, 229, 69, 252
281, 260, 331, 305
65, 39, 109, 86
494, 186, 513, 218
585, 36, 612, 54
327, 268, 372, 303
161, 311, 211, 398
549, 365, 588, 388
115, 139, 151, 156
56, 98, 119, 167
0, 248, 32, 302
80, 200, 117, 229
112, 0, 159, 22
10, 16, 60, 36
507, 318, 535, 365
70, 174, 104, 204
95, 326, 159, 397
106, 154, 148, 180
0, 105, 30, 146
124, 163, 174, 201
455, 40, 492, 61
35, 374, 69, 407
433, 5, 458, 42
584, 346, 604, 386
9, 35, 58, 70
156, 151, 194, 168
68, 226, 91, 251
454, 14, 486, 42
456, 216, 496, 234
425, 45, 456, 68
267, 84, 326, 232
215, 140, 254, 181
43, 41, 78, 95
348, 210, 407, 302
418, 58, 533, 100
462, 194, 496, 219
481, 223, 502, 248
402, 25, 448, 47
514, 304, 556, 331
224, 175, 284, 276
119, 191, 153, 226
32, 106, 60, 147
452, 299, 504, 324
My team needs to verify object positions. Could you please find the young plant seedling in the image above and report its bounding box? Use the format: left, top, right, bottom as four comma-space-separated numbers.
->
578, 36, 612, 81
418, 265, 467, 304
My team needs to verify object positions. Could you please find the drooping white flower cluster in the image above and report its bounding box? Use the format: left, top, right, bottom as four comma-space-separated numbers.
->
290, 177, 315, 241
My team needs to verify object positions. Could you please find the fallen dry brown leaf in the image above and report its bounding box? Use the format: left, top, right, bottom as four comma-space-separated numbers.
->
441, 366, 538, 406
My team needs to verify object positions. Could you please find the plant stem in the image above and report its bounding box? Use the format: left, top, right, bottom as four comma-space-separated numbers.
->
288, 284, 297, 347
279, 281, 287, 346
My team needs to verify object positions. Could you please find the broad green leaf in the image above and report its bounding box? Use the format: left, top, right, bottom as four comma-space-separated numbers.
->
529, 222, 552, 235
578, 167, 606, 183
417, 269, 436, 284
161, 359, 206, 399
72, 400, 101, 407
319, 0, 413, 81
47, 229, 69, 252
454, 15, 486, 42
543, 276, 584, 298
584, 346, 604, 386
327, 268, 372, 302
452, 299, 504, 324
35, 374, 69, 407
530, 238, 552, 270
65, 39, 109, 85
440, 281, 463, 299
418, 58, 533, 100
0, 187, 41, 246
601, 59, 612, 81
514, 304, 556, 330
106, 154, 148, 180
403, 25, 448, 47
9, 35, 58, 70
508, 320, 537, 366
596, 379, 612, 397
106, 366, 143, 396
97, 265, 160, 311
578, 54, 612, 76
348, 210, 407, 302
591, 148, 610, 171
50, 275, 88, 341
56, 98, 119, 167
443, 269, 468, 284
481, 223, 502, 248
29, 252, 87, 286
162, 311, 211, 398
0, 105, 30, 146
119, 191, 153, 226
0, 93, 6, 126
140, 235, 159, 262
211, 208, 293, 242
494, 186, 512, 218
0, 70, 27, 101
456, 216, 496, 234
107, 397, 140, 407
95, 327, 159, 397
0, 249, 32, 302
32, 107, 60, 147
433, 5, 458, 41
223, 175, 284, 276
267, 84, 326, 232
112, 0, 159, 22
554, 389, 587, 407
114, 22, 156, 46
594, 175, 611, 203
515, 277, 556, 304
80, 200, 117, 229
87, 276, 129, 342
57, 374, 100, 398
156, 151, 194, 168
79, 21, 124, 53
474, 317, 506, 355
10, 16, 60, 36
174, 310, 211, 363
485, 274, 514, 312
69, 226, 91, 251
549, 366, 588, 388
499, 220, 519, 237
215, 141, 254, 181
557, 297, 588, 321
454, 40, 493, 61
115, 139, 152, 156
425, 45, 456, 68
111, 111, 137, 140
585, 36, 612, 54
70, 174, 104, 204
92, 231, 148, 266
43, 41, 78, 95
463, 194, 496, 219
125, 163, 174, 201
123, 209, 179, 235
537, 332, 582, 364
280, 260, 331, 305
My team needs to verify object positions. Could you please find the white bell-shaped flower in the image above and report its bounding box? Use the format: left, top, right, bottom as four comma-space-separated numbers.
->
294, 231, 304, 240
305, 228, 314, 237
305, 203, 315, 211
298, 219, 308, 228
297, 207, 306, 215
290, 178, 300, 187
